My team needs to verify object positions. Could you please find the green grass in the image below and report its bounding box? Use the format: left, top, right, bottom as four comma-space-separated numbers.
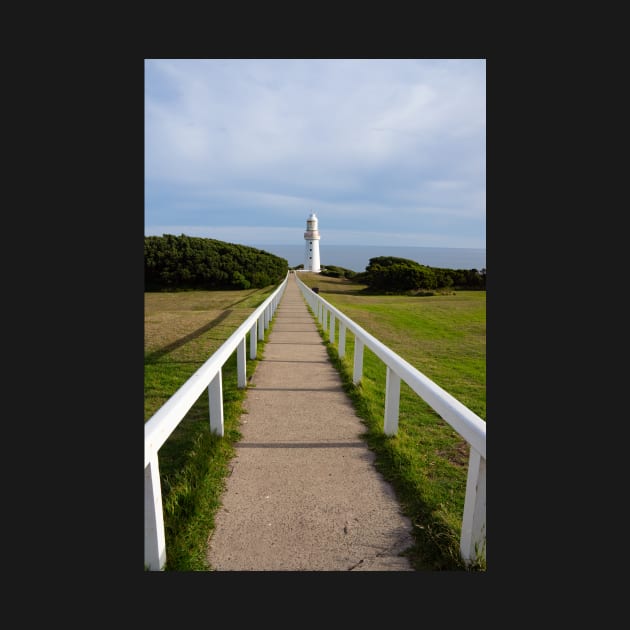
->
144, 286, 277, 570
299, 272, 486, 570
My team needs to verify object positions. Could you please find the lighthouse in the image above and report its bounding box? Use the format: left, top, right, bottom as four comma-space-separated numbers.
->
304, 212, 321, 272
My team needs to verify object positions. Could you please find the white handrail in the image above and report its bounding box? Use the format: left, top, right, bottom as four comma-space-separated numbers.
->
144, 273, 289, 571
294, 274, 486, 566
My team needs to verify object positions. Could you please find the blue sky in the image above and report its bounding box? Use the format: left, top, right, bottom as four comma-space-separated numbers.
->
145, 59, 485, 249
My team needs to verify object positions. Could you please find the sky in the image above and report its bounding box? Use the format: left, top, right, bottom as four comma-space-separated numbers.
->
145, 59, 485, 249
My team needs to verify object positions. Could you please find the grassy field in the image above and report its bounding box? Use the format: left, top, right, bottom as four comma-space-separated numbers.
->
145, 274, 486, 571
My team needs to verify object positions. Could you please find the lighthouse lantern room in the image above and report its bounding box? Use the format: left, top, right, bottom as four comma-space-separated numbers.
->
303, 212, 321, 272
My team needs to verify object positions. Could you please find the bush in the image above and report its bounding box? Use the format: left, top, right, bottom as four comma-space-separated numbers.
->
359, 256, 485, 293
145, 234, 288, 291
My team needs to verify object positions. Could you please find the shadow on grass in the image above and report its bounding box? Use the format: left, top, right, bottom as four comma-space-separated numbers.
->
145, 310, 233, 364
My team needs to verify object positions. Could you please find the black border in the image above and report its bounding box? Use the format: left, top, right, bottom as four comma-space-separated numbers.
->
43, 50, 550, 602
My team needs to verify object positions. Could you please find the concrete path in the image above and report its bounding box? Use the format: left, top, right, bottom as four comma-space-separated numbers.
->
206, 273, 414, 571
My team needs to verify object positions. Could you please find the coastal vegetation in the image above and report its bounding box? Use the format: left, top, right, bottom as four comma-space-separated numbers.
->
145, 234, 288, 291
302, 256, 486, 292
356, 256, 485, 292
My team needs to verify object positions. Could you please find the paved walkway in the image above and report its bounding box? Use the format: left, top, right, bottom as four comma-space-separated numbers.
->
206, 273, 414, 571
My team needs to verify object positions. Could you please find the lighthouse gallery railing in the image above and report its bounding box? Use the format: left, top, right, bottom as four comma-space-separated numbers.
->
144, 273, 289, 571
295, 273, 486, 566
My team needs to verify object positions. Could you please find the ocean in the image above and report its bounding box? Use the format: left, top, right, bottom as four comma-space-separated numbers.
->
252, 244, 486, 273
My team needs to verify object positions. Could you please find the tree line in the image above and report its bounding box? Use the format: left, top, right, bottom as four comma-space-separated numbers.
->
145, 234, 288, 291
319, 256, 486, 292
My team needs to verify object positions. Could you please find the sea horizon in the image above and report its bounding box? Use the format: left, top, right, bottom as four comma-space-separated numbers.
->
251, 244, 486, 272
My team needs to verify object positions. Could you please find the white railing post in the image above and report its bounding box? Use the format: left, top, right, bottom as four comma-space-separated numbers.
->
144, 453, 166, 571
329, 312, 336, 344
237, 337, 247, 388
258, 313, 264, 340
339, 323, 346, 358
353, 339, 364, 384
460, 449, 486, 565
209, 369, 224, 436
384, 366, 401, 435
249, 323, 257, 360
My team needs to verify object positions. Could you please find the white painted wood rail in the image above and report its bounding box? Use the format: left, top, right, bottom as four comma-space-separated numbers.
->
295, 274, 486, 566
144, 273, 289, 571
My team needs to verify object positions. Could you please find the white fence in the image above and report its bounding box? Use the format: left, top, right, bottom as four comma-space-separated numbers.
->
144, 273, 289, 571
295, 274, 486, 565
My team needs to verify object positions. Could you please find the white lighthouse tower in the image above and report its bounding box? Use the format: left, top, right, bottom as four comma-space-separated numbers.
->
303, 212, 321, 272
